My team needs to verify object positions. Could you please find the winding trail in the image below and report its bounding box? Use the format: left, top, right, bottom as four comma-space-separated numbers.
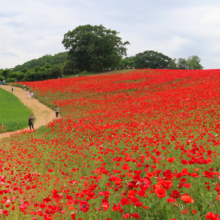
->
0, 85, 56, 140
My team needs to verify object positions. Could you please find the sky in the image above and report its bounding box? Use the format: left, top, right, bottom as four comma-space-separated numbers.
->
1, 0, 220, 69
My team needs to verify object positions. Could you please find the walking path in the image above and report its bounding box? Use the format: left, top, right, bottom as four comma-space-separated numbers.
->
0, 85, 56, 140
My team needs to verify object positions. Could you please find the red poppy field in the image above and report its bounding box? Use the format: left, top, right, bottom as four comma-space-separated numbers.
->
1, 69, 220, 220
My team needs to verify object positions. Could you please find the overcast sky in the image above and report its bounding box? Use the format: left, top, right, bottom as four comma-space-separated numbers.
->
1, 0, 220, 69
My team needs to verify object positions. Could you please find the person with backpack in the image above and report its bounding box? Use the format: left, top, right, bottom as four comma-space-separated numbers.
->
28, 113, 35, 130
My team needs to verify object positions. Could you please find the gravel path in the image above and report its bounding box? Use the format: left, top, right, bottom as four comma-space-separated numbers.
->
0, 85, 56, 140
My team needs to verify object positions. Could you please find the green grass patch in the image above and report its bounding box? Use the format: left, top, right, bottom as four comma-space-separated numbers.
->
0, 88, 31, 132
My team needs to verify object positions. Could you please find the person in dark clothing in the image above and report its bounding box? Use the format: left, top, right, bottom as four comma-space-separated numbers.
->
55, 106, 59, 118
28, 113, 35, 130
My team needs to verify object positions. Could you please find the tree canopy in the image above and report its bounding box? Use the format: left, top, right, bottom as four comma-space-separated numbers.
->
119, 57, 135, 69
62, 24, 130, 72
134, 50, 171, 69
0, 24, 204, 83
167, 55, 203, 70
13, 52, 68, 72
187, 55, 203, 70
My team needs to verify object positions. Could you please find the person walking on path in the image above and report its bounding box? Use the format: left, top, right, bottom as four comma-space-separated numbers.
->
31, 92, 34, 99
26, 90, 30, 99
28, 113, 35, 130
11, 86, 13, 92
23, 85, 26, 91
55, 106, 59, 118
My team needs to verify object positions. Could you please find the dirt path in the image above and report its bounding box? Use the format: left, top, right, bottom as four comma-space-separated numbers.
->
0, 85, 57, 140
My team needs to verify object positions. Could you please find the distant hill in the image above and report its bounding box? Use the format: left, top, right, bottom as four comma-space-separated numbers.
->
12, 52, 68, 72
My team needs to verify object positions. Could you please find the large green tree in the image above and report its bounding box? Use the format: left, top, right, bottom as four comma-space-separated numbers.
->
167, 58, 177, 69
63, 54, 78, 75
62, 24, 130, 72
186, 55, 203, 70
134, 50, 171, 69
176, 58, 188, 69
119, 57, 135, 69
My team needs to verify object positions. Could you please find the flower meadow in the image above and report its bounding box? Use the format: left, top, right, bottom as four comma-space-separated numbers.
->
1, 69, 220, 219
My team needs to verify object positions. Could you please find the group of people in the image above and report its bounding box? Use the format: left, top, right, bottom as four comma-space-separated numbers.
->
23, 85, 35, 130
10, 84, 60, 130
23, 85, 34, 99
28, 106, 59, 130
0, 80, 5, 85
26, 90, 34, 99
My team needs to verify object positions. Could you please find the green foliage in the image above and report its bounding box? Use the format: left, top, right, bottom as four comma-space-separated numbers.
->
0, 30, 203, 82
177, 58, 188, 69
167, 58, 177, 69
0, 74, 5, 81
0, 52, 68, 82
167, 56, 203, 70
80, 70, 89, 75
50, 65, 62, 78
134, 50, 172, 69
187, 55, 203, 70
119, 57, 135, 69
62, 24, 130, 72
6, 78, 16, 83
12, 52, 68, 72
63, 55, 78, 75
2, 69, 11, 78
0, 88, 31, 132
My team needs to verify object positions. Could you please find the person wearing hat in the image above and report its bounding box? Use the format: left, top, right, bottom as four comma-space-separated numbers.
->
28, 113, 35, 130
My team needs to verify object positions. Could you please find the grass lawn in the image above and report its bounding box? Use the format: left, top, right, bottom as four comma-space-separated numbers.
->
0, 88, 31, 132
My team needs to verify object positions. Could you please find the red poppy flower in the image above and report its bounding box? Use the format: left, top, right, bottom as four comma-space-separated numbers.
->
101, 199, 109, 211
123, 213, 130, 218
181, 195, 194, 203
206, 212, 220, 220
121, 198, 130, 206
79, 201, 90, 212
131, 213, 140, 218
155, 188, 167, 198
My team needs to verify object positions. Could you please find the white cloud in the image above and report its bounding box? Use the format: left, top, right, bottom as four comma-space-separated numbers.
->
1, 0, 220, 69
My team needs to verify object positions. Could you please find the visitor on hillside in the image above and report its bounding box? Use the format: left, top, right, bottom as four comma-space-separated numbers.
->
109, 68, 111, 72
28, 113, 35, 130
23, 85, 26, 91
31, 92, 34, 99
55, 106, 59, 118
11, 86, 13, 92
26, 90, 30, 99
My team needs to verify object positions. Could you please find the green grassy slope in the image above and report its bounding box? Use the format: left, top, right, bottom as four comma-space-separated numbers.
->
0, 88, 31, 132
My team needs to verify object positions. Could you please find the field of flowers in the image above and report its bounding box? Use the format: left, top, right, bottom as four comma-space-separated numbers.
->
0, 69, 219, 219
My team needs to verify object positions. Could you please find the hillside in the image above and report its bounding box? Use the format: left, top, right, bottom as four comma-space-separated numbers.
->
1, 69, 218, 219
12, 51, 68, 72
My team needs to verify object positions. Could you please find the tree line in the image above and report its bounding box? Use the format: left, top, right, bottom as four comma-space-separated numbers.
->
0, 24, 203, 83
